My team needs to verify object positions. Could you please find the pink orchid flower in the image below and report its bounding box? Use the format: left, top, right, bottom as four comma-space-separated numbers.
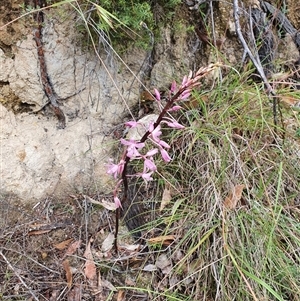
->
154, 88, 161, 101
125, 121, 139, 128
141, 171, 154, 182
159, 140, 170, 149
166, 120, 185, 129
142, 149, 158, 172
181, 71, 193, 88
160, 148, 172, 162
168, 105, 183, 112
181, 75, 188, 87
145, 148, 159, 157
108, 67, 216, 217
150, 125, 162, 143
120, 139, 145, 158
180, 90, 191, 100
148, 121, 154, 133
144, 157, 157, 172
114, 196, 122, 209
120, 138, 145, 149
106, 162, 118, 178
170, 80, 177, 93
107, 159, 125, 179
127, 146, 142, 158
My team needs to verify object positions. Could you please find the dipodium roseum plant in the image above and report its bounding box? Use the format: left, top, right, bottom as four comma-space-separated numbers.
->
107, 63, 220, 248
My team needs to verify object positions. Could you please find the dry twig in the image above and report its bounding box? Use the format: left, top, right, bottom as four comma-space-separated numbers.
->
0, 250, 39, 301
232, 0, 278, 126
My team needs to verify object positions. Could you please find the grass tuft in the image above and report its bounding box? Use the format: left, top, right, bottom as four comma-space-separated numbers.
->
133, 70, 300, 300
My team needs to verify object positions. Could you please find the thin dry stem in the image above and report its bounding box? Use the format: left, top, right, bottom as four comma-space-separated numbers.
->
232, 0, 279, 127
0, 250, 39, 301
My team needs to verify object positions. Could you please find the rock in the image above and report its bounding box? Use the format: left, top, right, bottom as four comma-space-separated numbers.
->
0, 102, 113, 200
126, 114, 159, 141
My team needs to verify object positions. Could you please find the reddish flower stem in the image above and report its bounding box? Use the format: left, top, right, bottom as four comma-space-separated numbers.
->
113, 64, 219, 251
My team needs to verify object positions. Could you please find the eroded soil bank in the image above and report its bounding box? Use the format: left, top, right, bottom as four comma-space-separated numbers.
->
1, 2, 147, 201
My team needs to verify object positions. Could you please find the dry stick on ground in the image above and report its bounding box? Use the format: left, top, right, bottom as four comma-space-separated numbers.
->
1, 247, 61, 275
0, 250, 39, 301
232, 0, 279, 127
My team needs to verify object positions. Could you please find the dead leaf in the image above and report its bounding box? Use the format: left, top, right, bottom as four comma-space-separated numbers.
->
41, 252, 47, 259
28, 229, 51, 235
54, 238, 74, 250
100, 199, 118, 211
160, 186, 172, 211
84, 195, 116, 211
125, 277, 136, 286
116, 290, 125, 301
155, 254, 172, 270
67, 284, 82, 301
279, 95, 298, 107
85, 260, 96, 281
173, 249, 184, 262
84, 238, 96, 280
29, 223, 48, 230
143, 264, 157, 272
28, 222, 68, 235
62, 259, 72, 289
128, 257, 144, 268
169, 275, 180, 287
101, 279, 117, 291
49, 289, 59, 301
161, 265, 172, 275
63, 240, 81, 259
101, 233, 114, 252
147, 235, 175, 246
224, 184, 245, 209
121, 244, 140, 252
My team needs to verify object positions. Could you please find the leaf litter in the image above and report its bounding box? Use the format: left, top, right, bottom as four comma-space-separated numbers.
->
0, 194, 161, 300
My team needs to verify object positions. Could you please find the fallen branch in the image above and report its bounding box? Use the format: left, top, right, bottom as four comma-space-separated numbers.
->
233, 0, 278, 126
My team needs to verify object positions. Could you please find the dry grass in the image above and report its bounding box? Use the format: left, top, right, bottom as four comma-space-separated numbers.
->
137, 75, 300, 300
0, 193, 120, 300
1, 2, 300, 300
1, 70, 300, 300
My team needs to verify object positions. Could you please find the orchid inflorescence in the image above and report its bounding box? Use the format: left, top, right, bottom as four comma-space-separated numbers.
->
107, 64, 219, 210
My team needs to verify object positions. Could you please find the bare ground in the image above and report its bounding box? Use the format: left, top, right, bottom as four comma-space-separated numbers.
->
0, 193, 153, 301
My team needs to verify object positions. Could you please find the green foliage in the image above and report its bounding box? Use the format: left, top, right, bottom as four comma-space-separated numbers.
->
93, 0, 153, 33
84, 0, 183, 48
